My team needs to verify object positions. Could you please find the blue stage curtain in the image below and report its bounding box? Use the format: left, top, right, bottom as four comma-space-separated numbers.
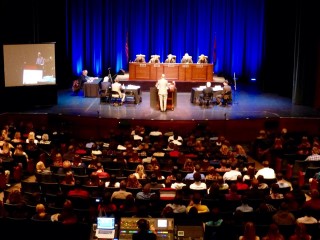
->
67, 0, 265, 81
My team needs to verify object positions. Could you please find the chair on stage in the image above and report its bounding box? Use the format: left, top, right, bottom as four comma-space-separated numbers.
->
110, 91, 123, 105
222, 91, 232, 106
199, 91, 213, 108
99, 81, 111, 104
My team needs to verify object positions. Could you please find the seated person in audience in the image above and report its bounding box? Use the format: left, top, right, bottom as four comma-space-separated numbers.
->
183, 158, 194, 172
276, 172, 292, 190
215, 159, 231, 173
148, 55, 160, 63
133, 164, 147, 179
51, 199, 78, 224
205, 166, 220, 181
289, 222, 312, 240
267, 183, 284, 199
235, 195, 253, 213
225, 183, 242, 201
255, 160, 276, 180
296, 206, 318, 224
236, 175, 249, 190
111, 78, 126, 105
186, 192, 209, 213
302, 189, 320, 211
132, 218, 157, 240
181, 53, 193, 63
246, 178, 268, 201
134, 54, 146, 63
149, 173, 165, 189
165, 54, 176, 63
136, 183, 155, 200
184, 164, 205, 181
223, 163, 242, 181
97, 192, 117, 217
217, 175, 229, 191
256, 175, 269, 189
85, 172, 102, 187
31, 203, 51, 221
197, 54, 208, 63
67, 180, 90, 199
165, 193, 186, 213
105, 174, 120, 188
118, 194, 138, 215
239, 221, 260, 240
261, 223, 285, 240
60, 171, 75, 185
111, 180, 132, 201
126, 174, 142, 188
272, 202, 296, 225
304, 146, 320, 161
189, 172, 207, 190
170, 173, 187, 190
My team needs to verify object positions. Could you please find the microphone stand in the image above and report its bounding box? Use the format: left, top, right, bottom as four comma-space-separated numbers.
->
108, 68, 113, 83
233, 72, 238, 105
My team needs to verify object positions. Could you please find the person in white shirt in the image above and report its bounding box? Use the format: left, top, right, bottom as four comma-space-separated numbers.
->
223, 164, 242, 181
189, 172, 207, 190
111, 79, 125, 104
255, 160, 276, 179
155, 74, 170, 112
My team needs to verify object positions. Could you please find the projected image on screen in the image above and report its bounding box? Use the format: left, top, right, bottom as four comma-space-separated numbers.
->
3, 43, 56, 87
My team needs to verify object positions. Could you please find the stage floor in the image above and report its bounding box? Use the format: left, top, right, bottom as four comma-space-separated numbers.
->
10, 84, 320, 121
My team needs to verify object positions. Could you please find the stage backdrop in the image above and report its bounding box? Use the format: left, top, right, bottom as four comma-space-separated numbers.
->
67, 0, 265, 83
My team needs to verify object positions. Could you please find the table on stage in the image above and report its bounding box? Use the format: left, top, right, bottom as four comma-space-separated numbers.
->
123, 85, 142, 104
190, 86, 223, 103
83, 78, 101, 97
129, 63, 213, 81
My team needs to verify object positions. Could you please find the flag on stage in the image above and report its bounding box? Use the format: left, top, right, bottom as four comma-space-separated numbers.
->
213, 33, 217, 66
125, 32, 129, 62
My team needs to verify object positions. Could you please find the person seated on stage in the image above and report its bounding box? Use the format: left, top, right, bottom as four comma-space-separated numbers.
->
134, 54, 146, 63
78, 69, 98, 88
200, 82, 214, 106
216, 80, 232, 106
111, 78, 126, 105
181, 53, 193, 63
165, 54, 176, 63
148, 55, 160, 63
197, 54, 208, 64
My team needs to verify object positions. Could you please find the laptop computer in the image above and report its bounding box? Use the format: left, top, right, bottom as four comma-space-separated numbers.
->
95, 217, 116, 239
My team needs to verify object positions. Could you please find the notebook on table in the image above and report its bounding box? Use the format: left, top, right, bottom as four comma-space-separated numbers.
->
95, 217, 116, 239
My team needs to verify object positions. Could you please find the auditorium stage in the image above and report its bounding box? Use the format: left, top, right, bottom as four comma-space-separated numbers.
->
9, 82, 320, 121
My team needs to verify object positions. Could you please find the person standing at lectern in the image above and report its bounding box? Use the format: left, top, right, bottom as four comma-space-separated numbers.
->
156, 74, 169, 112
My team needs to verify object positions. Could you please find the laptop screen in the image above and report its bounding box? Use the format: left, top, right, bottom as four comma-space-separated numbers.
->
97, 217, 115, 230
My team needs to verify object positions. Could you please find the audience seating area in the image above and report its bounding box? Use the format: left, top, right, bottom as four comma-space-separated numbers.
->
1, 115, 320, 240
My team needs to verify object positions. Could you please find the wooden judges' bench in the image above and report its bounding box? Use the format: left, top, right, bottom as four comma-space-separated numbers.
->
129, 62, 213, 81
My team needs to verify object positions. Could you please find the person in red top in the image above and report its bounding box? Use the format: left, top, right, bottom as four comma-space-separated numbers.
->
236, 175, 249, 190
302, 189, 320, 211
67, 180, 90, 199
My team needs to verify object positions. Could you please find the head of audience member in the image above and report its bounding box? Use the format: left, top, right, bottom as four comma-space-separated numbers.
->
262, 160, 270, 168
127, 174, 142, 188
193, 172, 202, 182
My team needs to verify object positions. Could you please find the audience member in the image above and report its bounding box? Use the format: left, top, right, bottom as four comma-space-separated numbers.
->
261, 223, 285, 240
132, 218, 157, 240
186, 192, 209, 213
239, 221, 260, 240
255, 160, 276, 180
289, 222, 311, 240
